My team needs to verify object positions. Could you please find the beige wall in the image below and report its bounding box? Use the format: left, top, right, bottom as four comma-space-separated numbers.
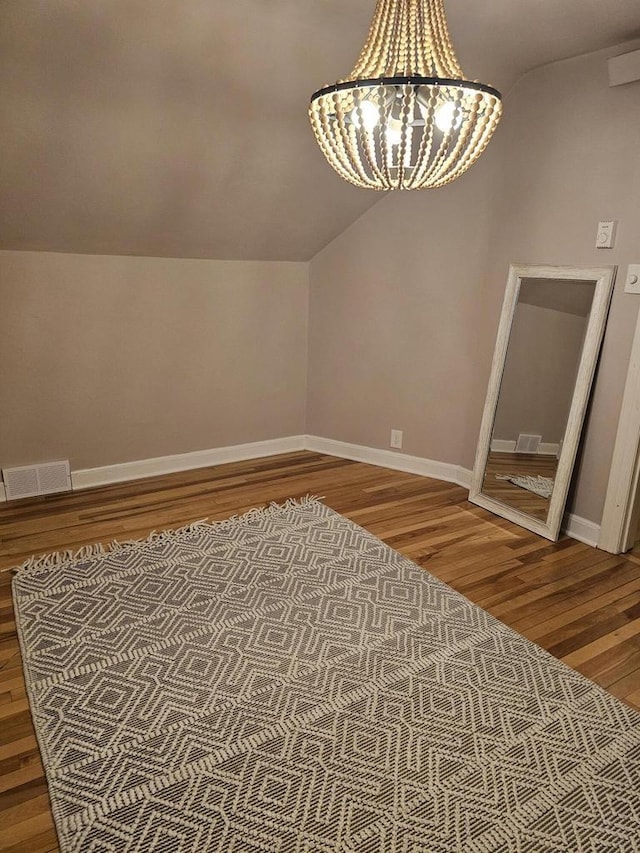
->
307, 148, 499, 467
308, 40, 640, 525
492, 302, 587, 445
0, 252, 308, 470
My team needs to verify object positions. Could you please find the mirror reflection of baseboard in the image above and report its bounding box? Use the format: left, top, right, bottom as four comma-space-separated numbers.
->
469, 263, 616, 541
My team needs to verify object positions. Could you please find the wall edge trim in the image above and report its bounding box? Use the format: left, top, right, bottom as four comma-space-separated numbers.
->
71, 436, 307, 490
562, 512, 601, 547
23, 435, 598, 548
306, 435, 598, 545
304, 435, 472, 488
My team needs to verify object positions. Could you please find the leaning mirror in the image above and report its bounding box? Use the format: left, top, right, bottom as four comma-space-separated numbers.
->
469, 264, 616, 541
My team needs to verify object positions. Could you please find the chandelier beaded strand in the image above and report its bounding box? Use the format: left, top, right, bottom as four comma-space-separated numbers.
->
309, 0, 502, 190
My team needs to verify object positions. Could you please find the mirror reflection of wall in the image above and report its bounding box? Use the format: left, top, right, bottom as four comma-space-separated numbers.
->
481, 278, 595, 521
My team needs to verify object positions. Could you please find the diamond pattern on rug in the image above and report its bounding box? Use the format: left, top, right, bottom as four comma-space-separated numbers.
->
13, 497, 640, 851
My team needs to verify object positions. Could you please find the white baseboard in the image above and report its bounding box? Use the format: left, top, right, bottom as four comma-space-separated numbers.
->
491, 438, 560, 457
305, 435, 472, 489
5, 434, 467, 496
539, 442, 561, 457
304, 436, 597, 544
562, 512, 600, 547
490, 439, 517, 453
71, 436, 307, 491
4, 435, 600, 548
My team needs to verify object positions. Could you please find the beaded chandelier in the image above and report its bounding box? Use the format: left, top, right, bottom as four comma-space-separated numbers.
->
309, 0, 503, 190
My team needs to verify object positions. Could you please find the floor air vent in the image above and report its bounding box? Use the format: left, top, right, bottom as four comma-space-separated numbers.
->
515, 434, 542, 454
2, 460, 71, 500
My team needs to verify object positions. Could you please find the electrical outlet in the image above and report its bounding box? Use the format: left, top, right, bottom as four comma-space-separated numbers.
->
390, 429, 403, 449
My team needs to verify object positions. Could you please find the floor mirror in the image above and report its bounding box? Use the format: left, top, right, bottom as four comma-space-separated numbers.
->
469, 264, 616, 541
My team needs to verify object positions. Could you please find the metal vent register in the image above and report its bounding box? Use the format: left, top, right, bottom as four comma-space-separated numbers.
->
2, 460, 71, 500
515, 434, 542, 454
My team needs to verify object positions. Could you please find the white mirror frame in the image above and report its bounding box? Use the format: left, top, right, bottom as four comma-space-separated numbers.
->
469, 264, 616, 541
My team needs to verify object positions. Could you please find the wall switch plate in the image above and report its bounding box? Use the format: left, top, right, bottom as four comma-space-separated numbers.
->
390, 429, 403, 449
625, 264, 640, 294
596, 220, 617, 248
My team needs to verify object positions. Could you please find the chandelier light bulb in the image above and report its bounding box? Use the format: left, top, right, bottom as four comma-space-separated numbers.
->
350, 99, 380, 130
434, 101, 462, 134
309, 0, 503, 191
385, 118, 403, 146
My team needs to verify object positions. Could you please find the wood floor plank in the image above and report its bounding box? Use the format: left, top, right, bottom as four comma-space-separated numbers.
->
0, 830, 59, 853
0, 811, 56, 847
0, 794, 52, 832
562, 617, 640, 668
0, 759, 44, 797
608, 667, 640, 701
0, 737, 37, 765
0, 449, 638, 852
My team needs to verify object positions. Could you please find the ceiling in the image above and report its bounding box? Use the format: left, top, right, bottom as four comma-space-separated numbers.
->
1, 1, 639, 262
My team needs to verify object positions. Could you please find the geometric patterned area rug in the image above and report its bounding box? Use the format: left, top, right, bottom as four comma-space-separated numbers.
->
12, 497, 640, 852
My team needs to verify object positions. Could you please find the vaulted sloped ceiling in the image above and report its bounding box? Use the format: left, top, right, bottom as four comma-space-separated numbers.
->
1, 1, 639, 261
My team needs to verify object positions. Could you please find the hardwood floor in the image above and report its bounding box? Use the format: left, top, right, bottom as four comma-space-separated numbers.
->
1, 450, 639, 852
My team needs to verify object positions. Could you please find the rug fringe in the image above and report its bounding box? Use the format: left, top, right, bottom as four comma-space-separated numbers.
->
6, 494, 324, 578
